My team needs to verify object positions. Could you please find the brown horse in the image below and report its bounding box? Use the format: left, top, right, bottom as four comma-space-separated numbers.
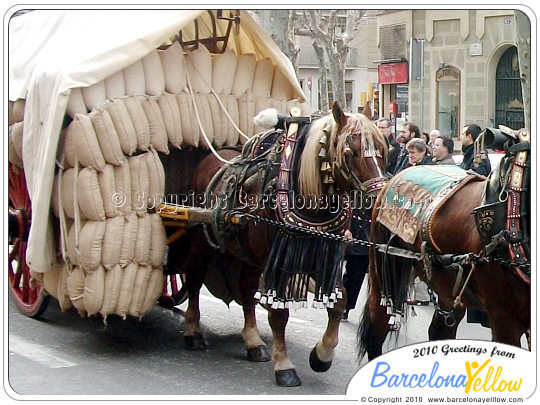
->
358, 127, 531, 360
167, 103, 388, 386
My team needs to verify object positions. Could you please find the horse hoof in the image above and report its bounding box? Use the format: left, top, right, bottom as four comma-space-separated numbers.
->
184, 333, 208, 351
246, 345, 271, 362
309, 347, 332, 372
275, 369, 301, 387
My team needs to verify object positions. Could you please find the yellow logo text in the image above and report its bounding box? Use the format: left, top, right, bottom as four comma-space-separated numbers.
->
464, 360, 522, 393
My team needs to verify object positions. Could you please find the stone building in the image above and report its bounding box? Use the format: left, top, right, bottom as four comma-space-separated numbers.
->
293, 9, 528, 137
375, 9, 527, 136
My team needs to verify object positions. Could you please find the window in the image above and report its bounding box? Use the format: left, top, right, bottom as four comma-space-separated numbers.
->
394, 85, 409, 117
495, 47, 524, 130
324, 80, 353, 111
436, 66, 460, 138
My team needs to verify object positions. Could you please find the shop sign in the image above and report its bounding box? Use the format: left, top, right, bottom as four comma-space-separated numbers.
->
378, 62, 409, 85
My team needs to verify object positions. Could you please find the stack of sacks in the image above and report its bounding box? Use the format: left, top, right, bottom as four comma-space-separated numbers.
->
65, 43, 310, 152
8, 99, 26, 169
52, 105, 166, 321
50, 43, 311, 320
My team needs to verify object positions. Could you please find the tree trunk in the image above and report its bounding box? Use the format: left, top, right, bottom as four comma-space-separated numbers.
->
329, 57, 346, 110
253, 10, 299, 75
312, 40, 329, 111
514, 10, 531, 130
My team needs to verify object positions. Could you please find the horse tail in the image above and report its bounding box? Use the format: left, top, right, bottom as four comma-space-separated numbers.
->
357, 300, 374, 361
357, 220, 414, 361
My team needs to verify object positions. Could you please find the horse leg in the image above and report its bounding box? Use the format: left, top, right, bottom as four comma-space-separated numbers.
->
268, 308, 301, 387
309, 288, 347, 373
184, 282, 209, 350
428, 305, 466, 341
239, 267, 271, 362
489, 312, 526, 347
182, 233, 209, 351
358, 252, 391, 361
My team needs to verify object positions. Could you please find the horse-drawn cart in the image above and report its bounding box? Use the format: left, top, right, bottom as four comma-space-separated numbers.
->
7, 9, 309, 319
9, 9, 395, 387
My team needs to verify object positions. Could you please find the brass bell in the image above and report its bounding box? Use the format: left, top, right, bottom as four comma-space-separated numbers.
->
320, 161, 332, 172
318, 148, 327, 159
319, 134, 328, 145
323, 174, 335, 184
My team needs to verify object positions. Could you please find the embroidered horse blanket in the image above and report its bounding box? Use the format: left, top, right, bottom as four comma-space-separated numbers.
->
376, 165, 471, 244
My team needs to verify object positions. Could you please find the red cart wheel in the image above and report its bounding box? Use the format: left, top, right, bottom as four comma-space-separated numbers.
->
158, 273, 188, 309
8, 163, 50, 318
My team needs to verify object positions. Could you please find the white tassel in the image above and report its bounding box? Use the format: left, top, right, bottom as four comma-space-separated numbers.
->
253, 108, 279, 129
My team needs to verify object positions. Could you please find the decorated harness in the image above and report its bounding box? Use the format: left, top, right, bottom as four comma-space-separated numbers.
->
203, 108, 379, 309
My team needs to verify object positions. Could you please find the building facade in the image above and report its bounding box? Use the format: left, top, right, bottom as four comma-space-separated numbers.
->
293, 9, 527, 137
375, 9, 526, 136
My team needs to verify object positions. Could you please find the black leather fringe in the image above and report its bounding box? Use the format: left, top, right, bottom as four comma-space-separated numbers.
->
255, 229, 344, 309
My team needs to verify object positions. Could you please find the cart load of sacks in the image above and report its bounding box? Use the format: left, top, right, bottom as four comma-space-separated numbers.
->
8, 43, 310, 322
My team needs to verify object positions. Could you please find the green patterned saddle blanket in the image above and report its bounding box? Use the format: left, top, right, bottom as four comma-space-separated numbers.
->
376, 165, 471, 244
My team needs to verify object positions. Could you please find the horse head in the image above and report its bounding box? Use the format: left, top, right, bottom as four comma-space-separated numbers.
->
298, 102, 388, 202
480, 126, 531, 198
478, 126, 531, 281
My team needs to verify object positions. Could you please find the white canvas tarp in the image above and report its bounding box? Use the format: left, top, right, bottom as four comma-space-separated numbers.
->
8, 8, 306, 272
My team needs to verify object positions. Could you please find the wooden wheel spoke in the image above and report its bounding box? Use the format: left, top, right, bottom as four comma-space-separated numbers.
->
8, 239, 20, 263
8, 162, 49, 317
170, 275, 179, 294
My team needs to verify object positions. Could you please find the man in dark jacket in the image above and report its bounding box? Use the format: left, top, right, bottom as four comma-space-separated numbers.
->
459, 124, 491, 176
406, 138, 434, 167
392, 121, 421, 174
342, 210, 369, 320
432, 135, 456, 165
460, 124, 491, 328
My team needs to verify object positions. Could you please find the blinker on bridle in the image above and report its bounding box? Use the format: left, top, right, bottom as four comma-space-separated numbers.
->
342, 132, 387, 196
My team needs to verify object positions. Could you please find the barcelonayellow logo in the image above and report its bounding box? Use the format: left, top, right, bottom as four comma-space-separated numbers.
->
347, 340, 533, 398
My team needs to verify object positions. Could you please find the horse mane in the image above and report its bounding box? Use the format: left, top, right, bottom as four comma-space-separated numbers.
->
298, 112, 388, 197
298, 115, 337, 198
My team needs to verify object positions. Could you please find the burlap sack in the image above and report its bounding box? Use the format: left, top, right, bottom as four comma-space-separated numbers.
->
124, 96, 151, 152
82, 80, 106, 110
128, 264, 152, 318
115, 262, 138, 319
83, 265, 105, 316
66, 88, 88, 118
142, 50, 165, 96
105, 70, 126, 99
158, 41, 187, 93
123, 59, 146, 95
90, 108, 125, 166
142, 267, 165, 314
100, 264, 123, 320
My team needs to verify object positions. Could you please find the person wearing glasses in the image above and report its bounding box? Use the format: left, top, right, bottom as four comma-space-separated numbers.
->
392, 121, 421, 174
377, 117, 399, 174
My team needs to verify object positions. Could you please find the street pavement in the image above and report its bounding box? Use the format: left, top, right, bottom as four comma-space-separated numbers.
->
6, 275, 527, 398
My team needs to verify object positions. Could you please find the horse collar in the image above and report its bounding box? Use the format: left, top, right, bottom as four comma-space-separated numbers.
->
276, 112, 351, 234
